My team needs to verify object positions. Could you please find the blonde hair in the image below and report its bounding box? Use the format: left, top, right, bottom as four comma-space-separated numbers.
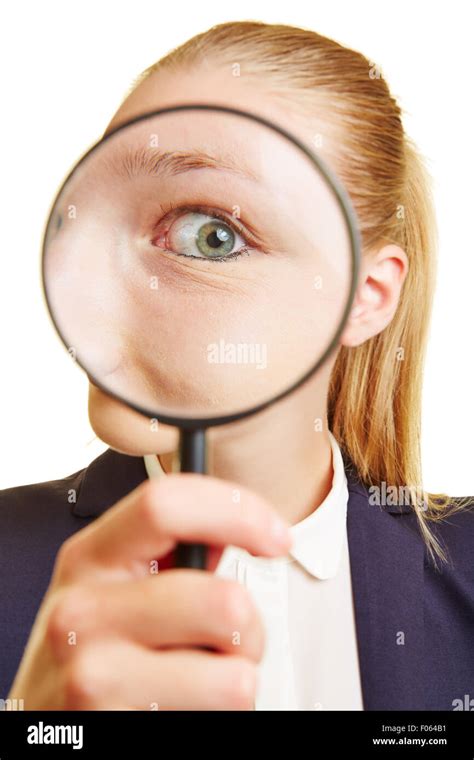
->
130, 21, 469, 563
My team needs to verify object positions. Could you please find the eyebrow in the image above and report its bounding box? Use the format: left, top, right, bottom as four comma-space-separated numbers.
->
100, 145, 259, 182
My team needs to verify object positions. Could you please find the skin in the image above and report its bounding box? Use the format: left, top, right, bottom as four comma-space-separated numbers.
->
8, 61, 408, 709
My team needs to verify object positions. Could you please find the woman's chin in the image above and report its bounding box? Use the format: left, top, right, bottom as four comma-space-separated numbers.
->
88, 383, 179, 456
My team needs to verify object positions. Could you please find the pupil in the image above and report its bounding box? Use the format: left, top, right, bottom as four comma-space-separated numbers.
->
207, 230, 224, 249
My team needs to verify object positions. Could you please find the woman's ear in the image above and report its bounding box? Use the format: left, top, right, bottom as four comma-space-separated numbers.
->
341, 244, 409, 347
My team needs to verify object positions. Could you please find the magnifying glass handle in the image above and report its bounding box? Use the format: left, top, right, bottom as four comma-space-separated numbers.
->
174, 428, 208, 570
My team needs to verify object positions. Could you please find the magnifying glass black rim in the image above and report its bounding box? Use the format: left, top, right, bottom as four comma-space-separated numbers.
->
41, 102, 361, 431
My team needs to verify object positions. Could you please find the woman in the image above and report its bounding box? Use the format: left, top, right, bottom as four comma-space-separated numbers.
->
1, 20, 473, 711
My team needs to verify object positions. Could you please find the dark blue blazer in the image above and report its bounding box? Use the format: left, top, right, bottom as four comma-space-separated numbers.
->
0, 448, 473, 709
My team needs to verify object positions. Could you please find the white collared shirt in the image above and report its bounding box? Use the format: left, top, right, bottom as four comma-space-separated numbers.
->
144, 432, 363, 710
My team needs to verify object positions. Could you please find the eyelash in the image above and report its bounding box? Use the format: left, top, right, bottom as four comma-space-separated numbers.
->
152, 202, 257, 263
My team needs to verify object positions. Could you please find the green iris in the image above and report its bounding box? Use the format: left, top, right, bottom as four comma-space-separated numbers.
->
196, 221, 235, 258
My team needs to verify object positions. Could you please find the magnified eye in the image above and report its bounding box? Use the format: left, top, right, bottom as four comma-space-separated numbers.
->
152, 210, 250, 261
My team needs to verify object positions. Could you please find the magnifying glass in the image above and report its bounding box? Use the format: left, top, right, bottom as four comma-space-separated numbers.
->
41, 104, 360, 570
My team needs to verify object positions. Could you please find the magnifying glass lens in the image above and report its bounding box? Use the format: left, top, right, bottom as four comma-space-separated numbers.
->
43, 107, 356, 424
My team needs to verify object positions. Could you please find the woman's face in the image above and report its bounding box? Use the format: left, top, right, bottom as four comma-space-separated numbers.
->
51, 64, 352, 454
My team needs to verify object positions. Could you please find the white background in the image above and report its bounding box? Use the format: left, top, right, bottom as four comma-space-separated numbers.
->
0, 0, 472, 494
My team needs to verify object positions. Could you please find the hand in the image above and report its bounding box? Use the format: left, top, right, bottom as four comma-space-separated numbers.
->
7, 474, 292, 709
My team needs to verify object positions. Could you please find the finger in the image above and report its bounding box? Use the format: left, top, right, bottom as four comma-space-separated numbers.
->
57, 475, 292, 579
62, 640, 258, 710
48, 572, 265, 663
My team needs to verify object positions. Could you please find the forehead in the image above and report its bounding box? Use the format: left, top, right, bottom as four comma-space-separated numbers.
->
102, 66, 339, 198
105, 64, 326, 150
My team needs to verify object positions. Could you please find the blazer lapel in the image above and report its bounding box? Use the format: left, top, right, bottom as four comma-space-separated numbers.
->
345, 465, 426, 709
72, 448, 148, 518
